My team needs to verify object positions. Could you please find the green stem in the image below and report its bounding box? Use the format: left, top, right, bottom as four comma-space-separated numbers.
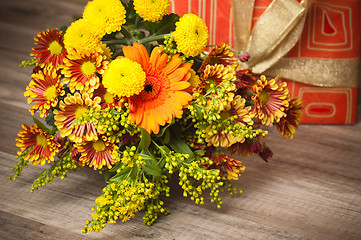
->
120, 25, 134, 40
137, 34, 170, 44
103, 39, 129, 45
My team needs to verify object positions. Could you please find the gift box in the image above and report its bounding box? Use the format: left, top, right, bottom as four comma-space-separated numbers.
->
170, 0, 361, 124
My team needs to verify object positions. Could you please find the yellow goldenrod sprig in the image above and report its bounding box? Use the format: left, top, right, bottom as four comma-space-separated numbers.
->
9, 150, 29, 181
30, 151, 80, 192
165, 153, 223, 208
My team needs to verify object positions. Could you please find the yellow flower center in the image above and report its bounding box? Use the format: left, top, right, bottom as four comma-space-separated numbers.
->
81, 61, 96, 77
48, 40, 63, 56
104, 92, 114, 104
44, 85, 58, 100
36, 134, 47, 147
75, 106, 89, 119
92, 140, 106, 152
259, 89, 270, 106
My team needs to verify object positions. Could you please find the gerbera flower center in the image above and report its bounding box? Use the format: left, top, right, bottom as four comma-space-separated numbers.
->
48, 40, 63, 56
44, 85, 58, 100
75, 106, 90, 119
139, 76, 162, 101
36, 134, 48, 147
259, 89, 270, 106
81, 61, 96, 77
92, 140, 106, 152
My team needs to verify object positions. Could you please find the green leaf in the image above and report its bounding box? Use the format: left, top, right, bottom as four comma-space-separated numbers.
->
138, 127, 151, 152
109, 166, 131, 182
138, 152, 163, 177
45, 109, 56, 128
168, 126, 195, 162
141, 14, 180, 36
142, 164, 162, 177
104, 170, 112, 182
129, 164, 139, 180
33, 117, 50, 133
155, 117, 174, 138
194, 149, 206, 156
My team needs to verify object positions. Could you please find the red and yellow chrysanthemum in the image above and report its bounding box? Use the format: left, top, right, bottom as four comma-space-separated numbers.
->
276, 97, 303, 139
62, 49, 108, 94
123, 42, 193, 134
251, 75, 289, 126
198, 43, 239, 74
206, 153, 245, 180
16, 124, 59, 165
205, 95, 253, 148
24, 66, 65, 117
54, 92, 101, 143
31, 28, 67, 69
93, 84, 124, 111
75, 135, 120, 170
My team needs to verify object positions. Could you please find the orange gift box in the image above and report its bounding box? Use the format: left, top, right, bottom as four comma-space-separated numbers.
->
170, 0, 360, 124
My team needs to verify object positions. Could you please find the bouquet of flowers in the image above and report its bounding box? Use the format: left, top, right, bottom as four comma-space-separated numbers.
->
10, 0, 302, 233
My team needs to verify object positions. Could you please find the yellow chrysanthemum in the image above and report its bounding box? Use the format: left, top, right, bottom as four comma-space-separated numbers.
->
102, 58, 146, 98
82, 0, 126, 35
172, 14, 209, 57
63, 19, 102, 54
133, 0, 170, 22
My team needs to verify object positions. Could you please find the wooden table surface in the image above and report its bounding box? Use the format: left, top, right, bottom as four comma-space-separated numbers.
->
1, 0, 361, 239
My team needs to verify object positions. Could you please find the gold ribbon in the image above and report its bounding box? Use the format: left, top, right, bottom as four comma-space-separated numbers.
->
232, 0, 359, 87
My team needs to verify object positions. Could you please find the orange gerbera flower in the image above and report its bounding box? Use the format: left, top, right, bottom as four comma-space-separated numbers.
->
16, 124, 59, 165
62, 49, 108, 94
24, 66, 65, 117
123, 42, 193, 134
31, 28, 67, 69
76, 135, 120, 170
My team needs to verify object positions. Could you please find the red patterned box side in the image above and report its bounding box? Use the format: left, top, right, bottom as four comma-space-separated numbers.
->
284, 79, 358, 124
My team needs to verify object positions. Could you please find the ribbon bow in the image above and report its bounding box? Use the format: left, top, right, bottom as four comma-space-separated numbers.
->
232, 0, 359, 87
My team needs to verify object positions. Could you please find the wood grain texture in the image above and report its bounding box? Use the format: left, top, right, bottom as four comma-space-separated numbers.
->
1, 0, 361, 239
